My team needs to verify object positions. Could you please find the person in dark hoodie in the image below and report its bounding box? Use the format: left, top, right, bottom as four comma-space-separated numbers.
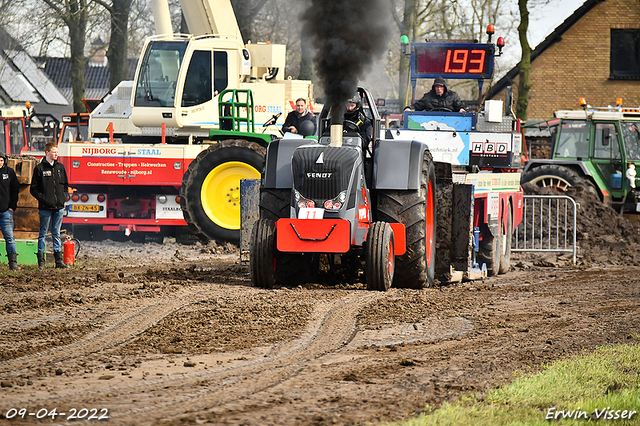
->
0, 151, 20, 271
30, 142, 69, 269
405, 76, 466, 113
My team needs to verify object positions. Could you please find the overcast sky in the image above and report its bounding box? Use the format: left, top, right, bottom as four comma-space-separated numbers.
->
529, 0, 585, 47
493, 0, 586, 76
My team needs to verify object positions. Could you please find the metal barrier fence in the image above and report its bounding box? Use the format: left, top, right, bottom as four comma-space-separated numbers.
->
512, 195, 578, 264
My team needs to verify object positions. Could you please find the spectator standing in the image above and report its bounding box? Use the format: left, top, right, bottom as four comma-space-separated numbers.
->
0, 151, 20, 271
30, 143, 69, 269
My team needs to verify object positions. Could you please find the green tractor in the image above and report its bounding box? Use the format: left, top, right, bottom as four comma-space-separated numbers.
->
522, 100, 640, 214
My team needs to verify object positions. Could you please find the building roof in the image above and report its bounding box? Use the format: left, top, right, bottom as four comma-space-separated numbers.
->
0, 26, 69, 109
38, 57, 138, 102
485, 0, 601, 101
0, 26, 140, 119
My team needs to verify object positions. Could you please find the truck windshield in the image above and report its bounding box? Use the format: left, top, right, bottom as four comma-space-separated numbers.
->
134, 40, 188, 108
621, 121, 640, 160
9, 118, 25, 155
555, 120, 589, 158
61, 123, 89, 143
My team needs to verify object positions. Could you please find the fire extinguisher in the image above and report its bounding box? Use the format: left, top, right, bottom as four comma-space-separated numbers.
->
63, 236, 76, 265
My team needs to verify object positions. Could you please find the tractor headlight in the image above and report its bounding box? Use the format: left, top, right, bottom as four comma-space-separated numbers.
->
294, 190, 315, 209
324, 191, 346, 211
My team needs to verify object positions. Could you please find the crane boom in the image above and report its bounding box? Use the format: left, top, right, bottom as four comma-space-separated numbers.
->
179, 0, 243, 41
150, 0, 173, 36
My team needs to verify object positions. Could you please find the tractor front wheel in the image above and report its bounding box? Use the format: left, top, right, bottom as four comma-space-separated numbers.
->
365, 222, 395, 291
250, 218, 277, 288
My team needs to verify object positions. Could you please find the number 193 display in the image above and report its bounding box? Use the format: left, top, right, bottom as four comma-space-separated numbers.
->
412, 43, 494, 79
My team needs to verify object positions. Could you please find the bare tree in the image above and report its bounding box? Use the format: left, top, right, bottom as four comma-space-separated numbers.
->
2, 1, 64, 58
93, 0, 134, 91
390, 0, 454, 107
388, 0, 519, 108
40, 0, 90, 112
231, 0, 271, 43
251, 0, 309, 79
128, 0, 180, 60
391, 0, 417, 107
0, 0, 24, 27
516, 0, 530, 120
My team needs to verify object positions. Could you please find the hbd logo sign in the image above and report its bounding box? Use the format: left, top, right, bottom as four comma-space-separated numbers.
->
471, 140, 508, 156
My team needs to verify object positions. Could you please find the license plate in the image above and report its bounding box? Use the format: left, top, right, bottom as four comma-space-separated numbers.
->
70, 204, 99, 212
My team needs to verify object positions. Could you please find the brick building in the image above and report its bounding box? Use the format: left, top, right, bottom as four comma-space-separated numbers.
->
487, 0, 640, 120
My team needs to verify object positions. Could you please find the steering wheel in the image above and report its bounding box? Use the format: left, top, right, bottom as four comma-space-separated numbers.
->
343, 120, 360, 133
262, 112, 281, 127
428, 107, 453, 112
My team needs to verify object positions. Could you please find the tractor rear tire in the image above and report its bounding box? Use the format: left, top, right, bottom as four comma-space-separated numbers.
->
258, 187, 315, 286
499, 201, 513, 275
259, 188, 291, 221
376, 151, 436, 289
180, 140, 266, 244
522, 165, 598, 196
365, 222, 395, 291
250, 218, 277, 288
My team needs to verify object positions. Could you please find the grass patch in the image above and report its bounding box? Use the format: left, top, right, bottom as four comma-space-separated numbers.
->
389, 343, 640, 425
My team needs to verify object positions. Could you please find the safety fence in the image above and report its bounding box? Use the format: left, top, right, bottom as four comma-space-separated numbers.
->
512, 195, 578, 264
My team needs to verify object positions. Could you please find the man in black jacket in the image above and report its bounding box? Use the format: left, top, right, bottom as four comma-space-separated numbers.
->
0, 151, 20, 270
405, 76, 466, 112
30, 142, 69, 269
282, 98, 317, 136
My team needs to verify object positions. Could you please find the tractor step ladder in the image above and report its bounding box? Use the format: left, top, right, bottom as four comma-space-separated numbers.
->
218, 89, 255, 133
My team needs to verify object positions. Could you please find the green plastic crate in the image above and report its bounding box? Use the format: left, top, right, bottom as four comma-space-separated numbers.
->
0, 239, 38, 265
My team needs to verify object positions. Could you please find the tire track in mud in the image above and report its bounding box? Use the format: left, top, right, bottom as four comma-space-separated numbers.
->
0, 286, 227, 375
3, 290, 387, 425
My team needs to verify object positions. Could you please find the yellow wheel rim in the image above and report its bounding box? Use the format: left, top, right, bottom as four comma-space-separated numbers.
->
201, 161, 261, 230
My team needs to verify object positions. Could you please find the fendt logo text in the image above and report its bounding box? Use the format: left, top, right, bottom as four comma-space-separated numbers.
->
306, 172, 332, 178
82, 147, 118, 156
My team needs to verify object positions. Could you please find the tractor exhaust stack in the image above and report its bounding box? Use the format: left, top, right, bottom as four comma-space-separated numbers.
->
330, 124, 343, 147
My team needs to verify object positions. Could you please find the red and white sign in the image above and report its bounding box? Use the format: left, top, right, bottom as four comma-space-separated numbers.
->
470, 133, 511, 157
59, 143, 205, 186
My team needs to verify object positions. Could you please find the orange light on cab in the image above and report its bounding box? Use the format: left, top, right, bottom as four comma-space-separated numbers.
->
579, 98, 587, 107
486, 25, 495, 35
616, 98, 623, 106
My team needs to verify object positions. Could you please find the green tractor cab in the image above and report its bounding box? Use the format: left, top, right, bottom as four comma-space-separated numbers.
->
522, 100, 640, 213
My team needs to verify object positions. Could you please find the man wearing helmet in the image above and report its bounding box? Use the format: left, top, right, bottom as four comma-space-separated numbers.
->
283, 98, 317, 136
404, 76, 466, 112
343, 93, 373, 144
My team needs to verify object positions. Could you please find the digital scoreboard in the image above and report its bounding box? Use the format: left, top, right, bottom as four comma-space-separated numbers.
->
412, 43, 494, 80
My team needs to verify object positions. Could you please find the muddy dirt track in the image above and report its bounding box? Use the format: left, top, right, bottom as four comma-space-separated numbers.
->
0, 231, 639, 426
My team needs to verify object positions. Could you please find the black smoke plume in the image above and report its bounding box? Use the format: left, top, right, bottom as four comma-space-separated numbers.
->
302, 0, 391, 123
